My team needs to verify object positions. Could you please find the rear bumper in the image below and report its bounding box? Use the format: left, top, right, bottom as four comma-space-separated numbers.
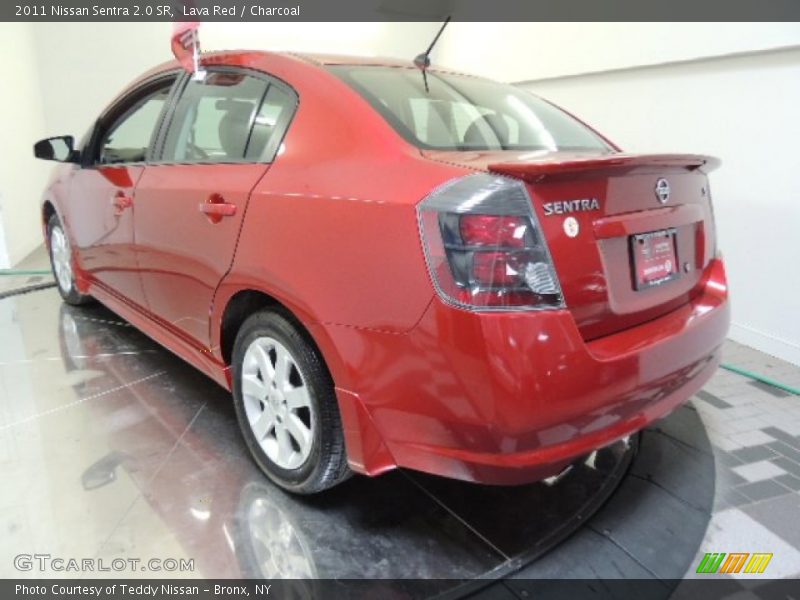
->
328, 258, 730, 484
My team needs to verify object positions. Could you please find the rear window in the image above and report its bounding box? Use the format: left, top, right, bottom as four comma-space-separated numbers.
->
330, 66, 611, 152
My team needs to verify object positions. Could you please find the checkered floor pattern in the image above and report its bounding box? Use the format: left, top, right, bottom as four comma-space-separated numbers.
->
686, 339, 800, 579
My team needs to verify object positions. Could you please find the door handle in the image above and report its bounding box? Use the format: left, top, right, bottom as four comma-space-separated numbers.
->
199, 194, 237, 223
199, 203, 237, 217
112, 192, 133, 215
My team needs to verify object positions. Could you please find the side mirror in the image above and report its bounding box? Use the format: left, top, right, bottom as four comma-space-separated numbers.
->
34, 135, 78, 163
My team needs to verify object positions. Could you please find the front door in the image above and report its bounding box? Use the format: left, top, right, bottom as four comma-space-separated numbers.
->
67, 75, 177, 307
134, 69, 297, 348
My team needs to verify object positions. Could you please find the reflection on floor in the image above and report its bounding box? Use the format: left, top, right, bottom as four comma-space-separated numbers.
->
0, 289, 633, 583
1, 276, 798, 588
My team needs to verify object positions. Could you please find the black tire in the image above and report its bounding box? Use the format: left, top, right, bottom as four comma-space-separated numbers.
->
47, 213, 93, 306
232, 310, 350, 494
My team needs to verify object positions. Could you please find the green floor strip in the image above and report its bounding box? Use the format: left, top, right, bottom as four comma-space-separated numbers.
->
721, 363, 800, 396
0, 269, 52, 276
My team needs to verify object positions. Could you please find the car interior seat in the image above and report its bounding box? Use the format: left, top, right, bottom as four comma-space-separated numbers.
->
462, 113, 509, 149
217, 99, 257, 160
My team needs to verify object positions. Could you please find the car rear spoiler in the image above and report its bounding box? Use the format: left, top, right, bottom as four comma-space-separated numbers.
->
489, 153, 721, 182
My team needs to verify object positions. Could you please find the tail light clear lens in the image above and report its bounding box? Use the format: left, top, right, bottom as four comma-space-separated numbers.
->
418, 173, 564, 311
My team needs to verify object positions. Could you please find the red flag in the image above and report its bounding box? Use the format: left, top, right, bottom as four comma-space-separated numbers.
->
171, 21, 200, 73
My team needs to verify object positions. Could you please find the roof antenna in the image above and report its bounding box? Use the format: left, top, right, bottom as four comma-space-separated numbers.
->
414, 16, 451, 93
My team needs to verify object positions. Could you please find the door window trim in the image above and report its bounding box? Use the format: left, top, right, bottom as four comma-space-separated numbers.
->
82, 70, 183, 169
149, 65, 299, 167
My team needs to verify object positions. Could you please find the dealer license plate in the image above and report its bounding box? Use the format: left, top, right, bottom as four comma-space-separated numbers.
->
631, 228, 679, 290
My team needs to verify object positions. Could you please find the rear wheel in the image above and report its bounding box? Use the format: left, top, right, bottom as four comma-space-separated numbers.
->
48, 213, 92, 306
232, 310, 350, 494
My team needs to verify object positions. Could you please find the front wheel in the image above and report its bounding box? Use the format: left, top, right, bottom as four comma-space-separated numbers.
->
232, 310, 351, 494
48, 213, 92, 306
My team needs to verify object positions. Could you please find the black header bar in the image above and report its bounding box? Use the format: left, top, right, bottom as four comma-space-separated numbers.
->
4, 0, 800, 22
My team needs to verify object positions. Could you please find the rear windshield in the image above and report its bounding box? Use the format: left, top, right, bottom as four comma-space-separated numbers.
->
330, 66, 612, 152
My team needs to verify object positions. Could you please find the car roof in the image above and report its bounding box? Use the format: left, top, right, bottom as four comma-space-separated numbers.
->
135, 49, 476, 83
287, 52, 481, 78
290, 52, 424, 68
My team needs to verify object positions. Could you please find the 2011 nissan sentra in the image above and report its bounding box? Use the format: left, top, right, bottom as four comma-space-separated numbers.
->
34, 51, 730, 493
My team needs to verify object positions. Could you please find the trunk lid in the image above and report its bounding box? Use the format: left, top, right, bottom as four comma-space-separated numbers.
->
422, 150, 720, 340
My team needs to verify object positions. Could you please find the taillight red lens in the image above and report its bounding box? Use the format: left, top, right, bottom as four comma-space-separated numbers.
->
418, 174, 563, 311
459, 215, 526, 248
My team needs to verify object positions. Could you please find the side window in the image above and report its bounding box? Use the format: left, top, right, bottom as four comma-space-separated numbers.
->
160, 71, 295, 164
246, 85, 293, 161
99, 83, 172, 164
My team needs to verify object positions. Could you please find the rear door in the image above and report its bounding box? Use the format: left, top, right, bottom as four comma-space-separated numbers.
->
133, 68, 297, 347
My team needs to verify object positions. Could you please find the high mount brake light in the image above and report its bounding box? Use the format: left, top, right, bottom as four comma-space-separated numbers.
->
418, 174, 564, 311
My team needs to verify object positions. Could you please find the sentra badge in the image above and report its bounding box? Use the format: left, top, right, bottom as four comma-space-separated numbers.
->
543, 198, 600, 217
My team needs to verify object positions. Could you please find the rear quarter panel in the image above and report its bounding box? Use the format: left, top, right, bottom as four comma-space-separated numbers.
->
211, 56, 469, 388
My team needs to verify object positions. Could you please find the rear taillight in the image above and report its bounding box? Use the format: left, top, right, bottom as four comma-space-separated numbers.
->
418, 174, 564, 311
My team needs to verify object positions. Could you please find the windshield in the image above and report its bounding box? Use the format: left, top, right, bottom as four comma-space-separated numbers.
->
330, 66, 612, 153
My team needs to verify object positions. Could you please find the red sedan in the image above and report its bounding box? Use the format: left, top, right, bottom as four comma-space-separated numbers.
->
34, 51, 729, 493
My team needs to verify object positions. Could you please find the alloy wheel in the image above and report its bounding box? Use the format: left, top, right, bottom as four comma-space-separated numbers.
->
241, 336, 315, 470
50, 225, 73, 293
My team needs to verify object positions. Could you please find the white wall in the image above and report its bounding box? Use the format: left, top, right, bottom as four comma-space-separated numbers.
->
440, 24, 800, 365
437, 22, 800, 81
0, 24, 51, 268
33, 23, 172, 137
32, 22, 440, 137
